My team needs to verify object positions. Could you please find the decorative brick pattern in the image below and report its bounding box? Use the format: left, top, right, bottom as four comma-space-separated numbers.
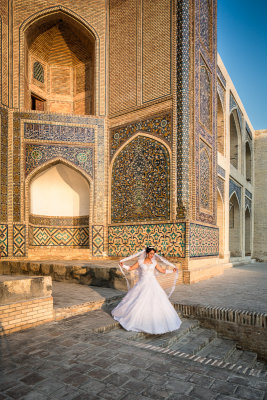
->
190, 223, 219, 257
13, 224, 26, 257
0, 224, 8, 257
0, 108, 8, 221
29, 226, 89, 247
110, 112, 172, 158
111, 136, 170, 223
25, 143, 94, 178
24, 123, 95, 143
229, 178, 242, 205
92, 225, 104, 256
29, 214, 89, 227
108, 223, 186, 258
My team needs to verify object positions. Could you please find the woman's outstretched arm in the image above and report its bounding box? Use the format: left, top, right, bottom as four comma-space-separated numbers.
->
155, 264, 177, 274
119, 261, 139, 271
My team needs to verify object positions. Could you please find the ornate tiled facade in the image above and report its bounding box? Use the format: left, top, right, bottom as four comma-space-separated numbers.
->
190, 223, 219, 257
29, 215, 89, 227
229, 178, 242, 205
110, 112, 172, 159
217, 176, 225, 198
0, 108, 8, 222
29, 226, 89, 247
0, 225, 8, 257
200, 59, 212, 133
25, 143, 94, 178
24, 123, 95, 143
92, 226, 104, 256
199, 140, 212, 211
13, 224, 26, 257
108, 223, 186, 258
111, 135, 170, 223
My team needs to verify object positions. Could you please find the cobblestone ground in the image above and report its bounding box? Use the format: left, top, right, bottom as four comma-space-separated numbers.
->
171, 263, 267, 313
1, 311, 266, 400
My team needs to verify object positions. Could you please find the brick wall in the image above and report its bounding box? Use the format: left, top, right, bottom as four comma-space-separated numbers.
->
0, 297, 54, 335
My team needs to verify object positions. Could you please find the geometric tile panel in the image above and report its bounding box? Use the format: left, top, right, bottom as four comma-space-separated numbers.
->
190, 223, 219, 257
0, 108, 8, 221
108, 223, 186, 258
13, 224, 26, 257
25, 143, 94, 178
24, 122, 95, 143
29, 226, 89, 247
92, 225, 104, 256
229, 178, 242, 205
0, 224, 8, 257
110, 112, 172, 159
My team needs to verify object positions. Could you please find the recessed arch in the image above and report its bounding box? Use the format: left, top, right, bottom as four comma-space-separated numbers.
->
230, 109, 241, 170
245, 206, 251, 256
110, 134, 171, 224
245, 141, 252, 182
19, 6, 99, 114
229, 192, 241, 257
217, 189, 224, 258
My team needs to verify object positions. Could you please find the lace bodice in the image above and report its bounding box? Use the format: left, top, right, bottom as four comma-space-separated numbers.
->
138, 261, 156, 277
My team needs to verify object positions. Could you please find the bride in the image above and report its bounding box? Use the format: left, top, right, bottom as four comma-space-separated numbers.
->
111, 246, 182, 334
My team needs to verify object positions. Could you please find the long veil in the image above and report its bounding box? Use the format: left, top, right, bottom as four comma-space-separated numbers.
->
119, 248, 179, 298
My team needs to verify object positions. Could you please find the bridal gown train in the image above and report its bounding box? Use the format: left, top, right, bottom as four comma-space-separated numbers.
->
111, 261, 182, 334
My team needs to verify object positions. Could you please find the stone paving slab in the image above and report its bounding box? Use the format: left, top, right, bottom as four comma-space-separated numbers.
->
170, 263, 267, 314
0, 311, 266, 400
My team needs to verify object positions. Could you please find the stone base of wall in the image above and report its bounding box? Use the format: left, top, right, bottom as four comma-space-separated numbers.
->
28, 247, 92, 260
183, 258, 232, 284
0, 297, 54, 335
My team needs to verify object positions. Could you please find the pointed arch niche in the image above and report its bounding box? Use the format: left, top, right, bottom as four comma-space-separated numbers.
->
229, 110, 241, 170
23, 10, 96, 115
245, 141, 252, 183
245, 207, 251, 256
229, 192, 241, 257
110, 134, 171, 224
27, 161, 91, 248
217, 92, 225, 155
217, 190, 224, 258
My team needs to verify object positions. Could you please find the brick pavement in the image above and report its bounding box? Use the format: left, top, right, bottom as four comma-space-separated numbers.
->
0, 311, 266, 400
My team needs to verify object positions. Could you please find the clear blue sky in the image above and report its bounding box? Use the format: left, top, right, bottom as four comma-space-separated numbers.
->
217, 0, 267, 130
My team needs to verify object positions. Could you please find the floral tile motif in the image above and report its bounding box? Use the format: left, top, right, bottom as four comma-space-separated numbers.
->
190, 223, 219, 257
108, 223, 186, 258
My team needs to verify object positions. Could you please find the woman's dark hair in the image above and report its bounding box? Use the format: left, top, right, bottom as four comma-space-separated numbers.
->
146, 246, 156, 254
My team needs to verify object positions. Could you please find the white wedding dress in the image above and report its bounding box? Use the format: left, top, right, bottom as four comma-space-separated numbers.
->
111, 260, 182, 334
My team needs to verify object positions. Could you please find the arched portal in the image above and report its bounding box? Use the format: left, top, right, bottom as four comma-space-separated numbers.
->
24, 11, 95, 115
246, 142, 252, 182
245, 207, 251, 256
217, 93, 224, 155
29, 162, 90, 248
230, 111, 241, 169
229, 192, 241, 257
111, 135, 170, 223
217, 190, 224, 258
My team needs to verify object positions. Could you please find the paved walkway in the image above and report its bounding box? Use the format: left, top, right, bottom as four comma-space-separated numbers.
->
1, 311, 266, 400
52, 263, 267, 314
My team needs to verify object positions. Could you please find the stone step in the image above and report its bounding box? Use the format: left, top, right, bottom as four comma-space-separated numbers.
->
167, 327, 216, 354
225, 348, 257, 367
196, 337, 236, 360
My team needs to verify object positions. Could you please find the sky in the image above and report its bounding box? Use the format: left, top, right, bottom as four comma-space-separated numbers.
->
217, 0, 267, 130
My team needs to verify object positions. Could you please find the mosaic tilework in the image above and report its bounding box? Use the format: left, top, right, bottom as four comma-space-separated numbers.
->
245, 189, 252, 200
245, 196, 252, 213
200, 61, 212, 132
29, 215, 89, 227
176, 0, 190, 218
13, 113, 22, 222
199, 141, 212, 210
229, 93, 243, 129
111, 136, 170, 223
217, 165, 225, 178
29, 226, 89, 247
13, 224, 26, 257
229, 178, 242, 205
217, 80, 225, 111
190, 223, 219, 257
0, 108, 8, 221
24, 123, 95, 143
92, 225, 104, 256
217, 176, 225, 198
0, 225, 8, 257
217, 66, 226, 87
110, 112, 172, 159
25, 144, 94, 178
199, 0, 212, 53
194, 0, 217, 225
108, 223, 186, 258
